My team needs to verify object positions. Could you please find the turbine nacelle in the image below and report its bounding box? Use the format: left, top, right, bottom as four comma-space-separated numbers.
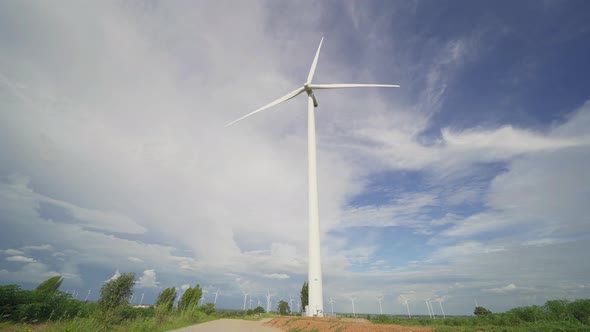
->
225, 37, 399, 127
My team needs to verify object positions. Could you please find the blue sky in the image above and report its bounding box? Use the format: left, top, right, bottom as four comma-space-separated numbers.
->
1, 1, 590, 315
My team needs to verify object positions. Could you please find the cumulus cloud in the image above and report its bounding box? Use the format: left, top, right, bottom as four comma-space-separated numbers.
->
137, 269, 159, 288
6, 255, 36, 263
485, 283, 517, 294
128, 257, 144, 263
1, 249, 24, 256
262, 273, 290, 280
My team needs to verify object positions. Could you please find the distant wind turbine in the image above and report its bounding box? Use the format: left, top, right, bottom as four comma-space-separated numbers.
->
266, 290, 273, 313
84, 289, 91, 302
249, 296, 254, 309
349, 297, 356, 317
227, 37, 399, 317
425, 300, 433, 319
429, 300, 436, 319
329, 297, 335, 316
139, 293, 145, 305
437, 299, 446, 318
399, 295, 411, 319
377, 296, 384, 315
289, 295, 294, 313
242, 291, 249, 311
214, 288, 220, 305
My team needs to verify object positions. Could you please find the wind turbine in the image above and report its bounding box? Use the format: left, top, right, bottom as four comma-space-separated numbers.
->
266, 290, 273, 313
214, 289, 220, 305
437, 299, 446, 318
84, 289, 91, 302
399, 295, 411, 319
249, 296, 255, 309
329, 297, 335, 316
425, 299, 433, 318
377, 296, 384, 315
349, 297, 356, 317
242, 291, 249, 311
139, 292, 145, 305
289, 295, 294, 314
430, 300, 437, 319
226, 38, 399, 317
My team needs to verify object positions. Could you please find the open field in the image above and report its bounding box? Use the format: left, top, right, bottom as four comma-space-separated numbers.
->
265, 317, 435, 332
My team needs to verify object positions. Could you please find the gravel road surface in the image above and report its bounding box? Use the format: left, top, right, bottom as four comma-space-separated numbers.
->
168, 318, 283, 332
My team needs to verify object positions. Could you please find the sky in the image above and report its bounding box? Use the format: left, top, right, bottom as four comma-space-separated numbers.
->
1, 0, 590, 316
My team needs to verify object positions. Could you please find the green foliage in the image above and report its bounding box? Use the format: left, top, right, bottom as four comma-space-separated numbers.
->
300, 282, 308, 312
474, 305, 492, 316
278, 300, 290, 315
199, 302, 216, 315
155, 287, 176, 312
98, 272, 135, 330
35, 276, 63, 294
253, 305, 265, 314
177, 284, 202, 312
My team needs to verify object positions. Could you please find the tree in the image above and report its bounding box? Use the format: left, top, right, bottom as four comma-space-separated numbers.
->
177, 284, 202, 312
253, 305, 265, 314
199, 302, 216, 315
474, 306, 492, 317
98, 272, 135, 330
300, 282, 308, 313
36, 276, 63, 293
155, 287, 177, 312
278, 300, 290, 315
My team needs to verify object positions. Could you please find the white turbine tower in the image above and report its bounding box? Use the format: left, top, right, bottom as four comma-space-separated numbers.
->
266, 290, 273, 313
289, 295, 294, 314
349, 297, 356, 317
242, 291, 249, 311
227, 38, 399, 317
437, 299, 446, 319
399, 295, 411, 319
139, 293, 145, 305
84, 289, 91, 302
425, 299, 433, 319
214, 289, 220, 305
377, 296, 384, 315
329, 297, 335, 316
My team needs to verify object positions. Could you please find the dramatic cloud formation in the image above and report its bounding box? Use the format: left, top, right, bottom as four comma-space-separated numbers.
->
1, 1, 589, 315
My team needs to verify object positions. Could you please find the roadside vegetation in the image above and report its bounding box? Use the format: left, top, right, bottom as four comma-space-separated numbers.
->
0, 273, 270, 332
369, 300, 590, 332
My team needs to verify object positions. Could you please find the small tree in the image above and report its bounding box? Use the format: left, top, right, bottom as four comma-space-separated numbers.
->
300, 282, 308, 313
156, 287, 177, 312
98, 272, 135, 331
36, 276, 63, 293
199, 302, 216, 315
474, 306, 492, 317
278, 300, 290, 315
253, 305, 265, 314
178, 284, 202, 312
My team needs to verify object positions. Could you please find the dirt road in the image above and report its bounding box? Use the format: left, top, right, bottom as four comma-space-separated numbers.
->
168, 318, 283, 332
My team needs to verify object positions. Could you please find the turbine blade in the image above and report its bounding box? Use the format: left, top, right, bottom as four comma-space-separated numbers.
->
308, 83, 400, 89
225, 87, 304, 127
306, 37, 324, 85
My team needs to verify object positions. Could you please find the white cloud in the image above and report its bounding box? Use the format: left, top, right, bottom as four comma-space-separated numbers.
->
23, 244, 53, 251
106, 269, 121, 282
262, 273, 290, 280
6, 255, 36, 263
128, 257, 144, 263
1, 249, 24, 256
137, 269, 159, 288
485, 283, 517, 294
